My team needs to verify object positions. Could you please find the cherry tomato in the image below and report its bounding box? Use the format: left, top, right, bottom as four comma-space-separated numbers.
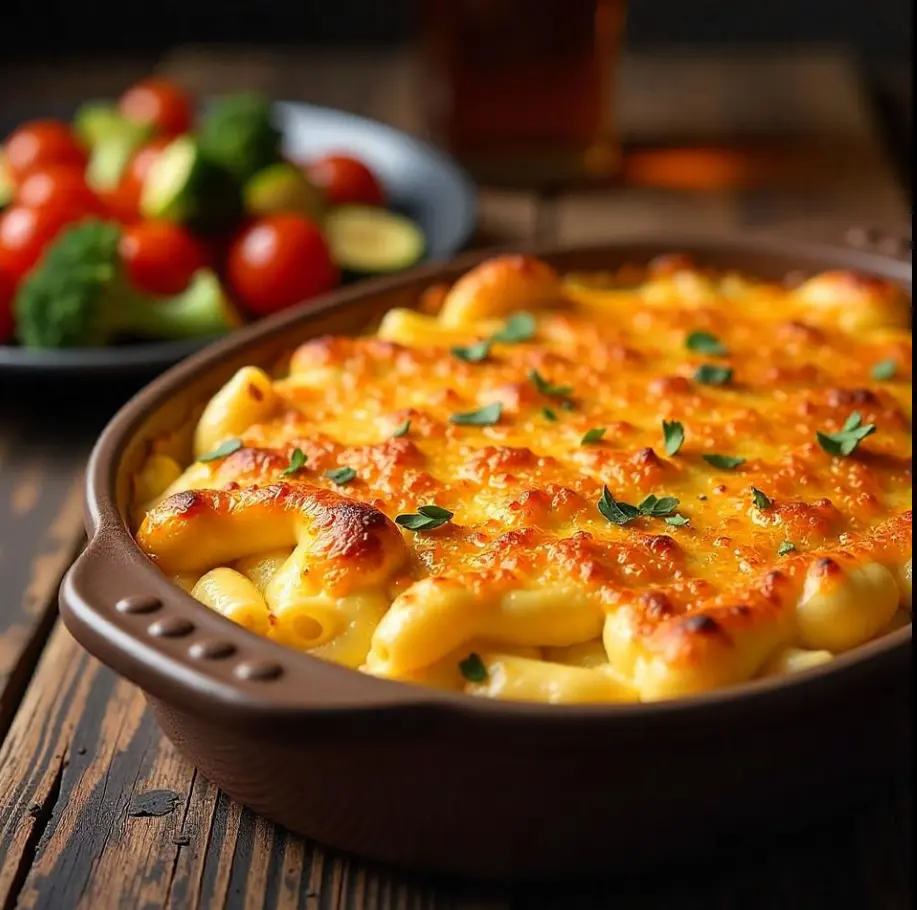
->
0, 265, 15, 343
306, 154, 385, 207
3, 120, 87, 181
226, 214, 338, 316
104, 136, 172, 223
120, 221, 210, 295
118, 78, 194, 137
0, 197, 98, 280
15, 165, 101, 212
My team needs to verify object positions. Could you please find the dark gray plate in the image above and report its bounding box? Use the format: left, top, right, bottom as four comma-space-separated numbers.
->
0, 101, 476, 378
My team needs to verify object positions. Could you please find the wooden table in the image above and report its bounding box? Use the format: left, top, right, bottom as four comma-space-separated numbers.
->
0, 47, 911, 910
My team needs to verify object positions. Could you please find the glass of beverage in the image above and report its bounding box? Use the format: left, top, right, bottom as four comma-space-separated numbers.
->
419, 0, 627, 186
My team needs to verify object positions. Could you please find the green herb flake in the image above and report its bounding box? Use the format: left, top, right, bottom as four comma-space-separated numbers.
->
581, 427, 606, 445
662, 420, 685, 456
686, 330, 728, 356
198, 438, 243, 463
542, 407, 558, 421
325, 466, 357, 485
490, 312, 536, 344
597, 487, 642, 525
665, 514, 690, 527
529, 369, 573, 399
871, 359, 897, 381
451, 340, 491, 363
459, 652, 488, 683
281, 447, 308, 476
702, 454, 745, 470
751, 487, 773, 510
816, 411, 877, 457
450, 402, 503, 426
637, 494, 681, 518
395, 504, 455, 532
694, 364, 734, 386
392, 419, 411, 438
777, 540, 796, 556
560, 399, 576, 411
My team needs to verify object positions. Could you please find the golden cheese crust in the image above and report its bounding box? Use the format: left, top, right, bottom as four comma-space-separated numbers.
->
134, 253, 912, 703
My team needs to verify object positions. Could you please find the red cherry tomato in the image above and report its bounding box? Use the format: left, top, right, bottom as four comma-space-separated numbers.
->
0, 197, 98, 280
306, 154, 385, 207
0, 265, 16, 343
118, 78, 194, 137
120, 221, 210, 295
3, 120, 87, 181
103, 136, 172, 224
226, 214, 338, 316
15, 165, 101, 212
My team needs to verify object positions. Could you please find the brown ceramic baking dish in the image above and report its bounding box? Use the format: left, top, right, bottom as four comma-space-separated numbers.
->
60, 226, 913, 880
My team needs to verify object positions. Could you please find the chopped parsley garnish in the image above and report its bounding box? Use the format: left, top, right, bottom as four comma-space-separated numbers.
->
281, 447, 308, 476
529, 369, 573, 399
751, 487, 773, 510
637, 494, 680, 518
597, 487, 642, 525
597, 488, 682, 525
391, 419, 411, 438
871, 359, 897, 381
325, 466, 356, 485
450, 402, 503, 426
777, 540, 796, 556
702, 454, 745, 470
395, 504, 454, 532
581, 427, 606, 445
694, 364, 734, 385
491, 312, 536, 344
816, 411, 877, 457
686, 330, 728, 356
665, 514, 690, 527
459, 652, 488, 682
662, 420, 685, 456
198, 438, 243, 463
560, 399, 575, 411
451, 340, 491, 362
542, 407, 558, 421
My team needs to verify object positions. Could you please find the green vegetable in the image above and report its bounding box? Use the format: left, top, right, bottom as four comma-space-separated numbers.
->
816, 411, 877, 457
450, 403, 502, 426
458, 653, 488, 682
703, 454, 745, 470
282, 448, 308, 476
325, 205, 425, 274
326, 466, 357, 485
597, 488, 683, 526
197, 92, 283, 183
529, 369, 573, 399
391, 419, 411, 438
581, 427, 606, 445
597, 487, 641, 525
199, 438, 243, 463
686, 330, 728, 356
74, 102, 152, 149
86, 119, 152, 192
871, 359, 897, 381
14, 220, 240, 348
395, 504, 454, 532
0, 153, 13, 209
662, 420, 685, 456
243, 162, 324, 221
542, 407, 558, 421
777, 540, 796, 556
140, 136, 242, 234
695, 364, 734, 385
451, 340, 491, 362
751, 487, 773, 510
491, 312, 536, 344
665, 514, 690, 526
637, 494, 680, 518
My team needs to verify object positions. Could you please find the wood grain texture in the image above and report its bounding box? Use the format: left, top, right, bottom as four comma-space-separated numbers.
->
0, 45, 912, 910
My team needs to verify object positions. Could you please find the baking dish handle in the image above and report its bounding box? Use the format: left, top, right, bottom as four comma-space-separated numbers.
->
60, 526, 443, 720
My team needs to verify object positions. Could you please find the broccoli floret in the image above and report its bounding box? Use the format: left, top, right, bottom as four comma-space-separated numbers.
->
198, 93, 283, 183
14, 220, 241, 348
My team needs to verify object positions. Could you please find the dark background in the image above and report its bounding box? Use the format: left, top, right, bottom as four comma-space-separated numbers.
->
0, 0, 912, 62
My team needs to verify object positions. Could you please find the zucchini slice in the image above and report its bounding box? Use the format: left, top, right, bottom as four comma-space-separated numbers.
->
325, 205, 425, 274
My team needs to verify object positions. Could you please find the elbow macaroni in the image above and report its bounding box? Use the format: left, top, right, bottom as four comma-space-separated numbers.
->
134, 254, 912, 704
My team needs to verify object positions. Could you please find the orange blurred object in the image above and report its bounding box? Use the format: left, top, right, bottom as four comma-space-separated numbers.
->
420, 0, 626, 182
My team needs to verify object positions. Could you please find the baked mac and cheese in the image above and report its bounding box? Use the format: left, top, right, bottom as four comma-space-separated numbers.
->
134, 254, 913, 703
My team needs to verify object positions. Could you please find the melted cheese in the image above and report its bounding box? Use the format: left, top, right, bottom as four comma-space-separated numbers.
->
135, 254, 912, 703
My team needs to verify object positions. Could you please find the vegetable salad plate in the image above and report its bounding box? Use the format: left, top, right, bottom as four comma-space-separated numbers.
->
0, 92, 475, 380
